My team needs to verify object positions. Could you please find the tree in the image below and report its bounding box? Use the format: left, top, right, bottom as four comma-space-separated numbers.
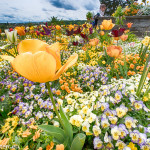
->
99, 0, 137, 16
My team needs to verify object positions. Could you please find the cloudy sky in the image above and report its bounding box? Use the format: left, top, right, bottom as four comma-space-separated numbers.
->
0, 0, 144, 23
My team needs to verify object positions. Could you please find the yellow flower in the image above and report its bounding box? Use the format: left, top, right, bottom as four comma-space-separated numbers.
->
127, 142, 137, 150
102, 61, 106, 64
56, 25, 61, 30
1, 39, 78, 83
101, 19, 115, 30
68, 25, 74, 31
8, 129, 14, 136
17, 127, 23, 136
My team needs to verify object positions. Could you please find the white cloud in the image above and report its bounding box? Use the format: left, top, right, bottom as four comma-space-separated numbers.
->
0, 0, 146, 23
0, 0, 100, 23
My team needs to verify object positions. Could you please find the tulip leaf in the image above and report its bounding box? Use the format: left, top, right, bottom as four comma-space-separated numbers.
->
70, 133, 86, 150
60, 106, 73, 144
38, 125, 66, 144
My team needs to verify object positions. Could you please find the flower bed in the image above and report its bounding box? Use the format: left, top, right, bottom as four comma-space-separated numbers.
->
0, 20, 150, 150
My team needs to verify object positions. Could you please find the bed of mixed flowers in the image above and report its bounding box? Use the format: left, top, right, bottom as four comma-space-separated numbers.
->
0, 19, 150, 150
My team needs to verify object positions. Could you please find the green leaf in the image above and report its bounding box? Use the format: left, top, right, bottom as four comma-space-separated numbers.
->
70, 133, 86, 150
60, 106, 73, 144
38, 125, 66, 144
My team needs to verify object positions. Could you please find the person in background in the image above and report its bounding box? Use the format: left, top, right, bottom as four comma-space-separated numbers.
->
92, 4, 106, 28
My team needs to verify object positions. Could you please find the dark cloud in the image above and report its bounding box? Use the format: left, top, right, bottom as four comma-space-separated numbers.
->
49, 0, 76, 10
10, 7, 19, 11
3, 14, 15, 18
84, 2, 95, 11
42, 8, 48, 11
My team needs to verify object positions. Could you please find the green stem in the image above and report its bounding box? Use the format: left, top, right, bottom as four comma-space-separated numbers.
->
123, 42, 127, 79
46, 82, 64, 128
1, 49, 15, 58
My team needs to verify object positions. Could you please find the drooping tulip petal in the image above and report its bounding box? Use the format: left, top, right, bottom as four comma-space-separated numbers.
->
17, 39, 49, 54
52, 53, 78, 81
12, 51, 56, 83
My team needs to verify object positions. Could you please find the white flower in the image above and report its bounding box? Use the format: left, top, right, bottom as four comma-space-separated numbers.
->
5, 29, 17, 44
111, 126, 121, 140
123, 146, 131, 150
93, 125, 101, 136
88, 113, 96, 123
82, 121, 90, 132
53, 121, 59, 127
57, 99, 63, 106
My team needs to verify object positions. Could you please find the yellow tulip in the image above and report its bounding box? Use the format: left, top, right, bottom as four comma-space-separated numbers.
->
101, 19, 115, 30
1, 39, 78, 83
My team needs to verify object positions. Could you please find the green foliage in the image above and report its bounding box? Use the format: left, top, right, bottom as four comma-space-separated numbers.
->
70, 133, 86, 150
39, 106, 85, 150
126, 32, 138, 43
60, 106, 73, 143
136, 54, 150, 97
86, 12, 93, 21
113, 5, 126, 26
38, 125, 66, 144
99, 0, 130, 16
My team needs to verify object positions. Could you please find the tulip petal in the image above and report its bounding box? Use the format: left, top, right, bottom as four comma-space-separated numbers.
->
13, 51, 56, 83
18, 39, 49, 54
52, 53, 78, 81
46, 42, 61, 70
0, 55, 14, 63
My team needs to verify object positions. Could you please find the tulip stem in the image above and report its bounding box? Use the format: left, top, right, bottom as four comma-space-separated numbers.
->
46, 82, 64, 128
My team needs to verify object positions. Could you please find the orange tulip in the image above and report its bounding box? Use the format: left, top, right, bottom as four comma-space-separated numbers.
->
101, 20, 115, 30
89, 38, 99, 46
126, 22, 133, 28
113, 37, 119, 41
56, 144, 64, 150
106, 45, 122, 58
68, 25, 74, 31
120, 34, 128, 41
130, 64, 134, 69
56, 25, 61, 30
1, 39, 78, 83
15, 27, 26, 36
100, 31, 104, 36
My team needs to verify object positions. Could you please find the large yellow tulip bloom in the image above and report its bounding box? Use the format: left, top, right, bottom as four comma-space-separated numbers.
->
1, 39, 78, 83
101, 19, 115, 30
18, 39, 61, 71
